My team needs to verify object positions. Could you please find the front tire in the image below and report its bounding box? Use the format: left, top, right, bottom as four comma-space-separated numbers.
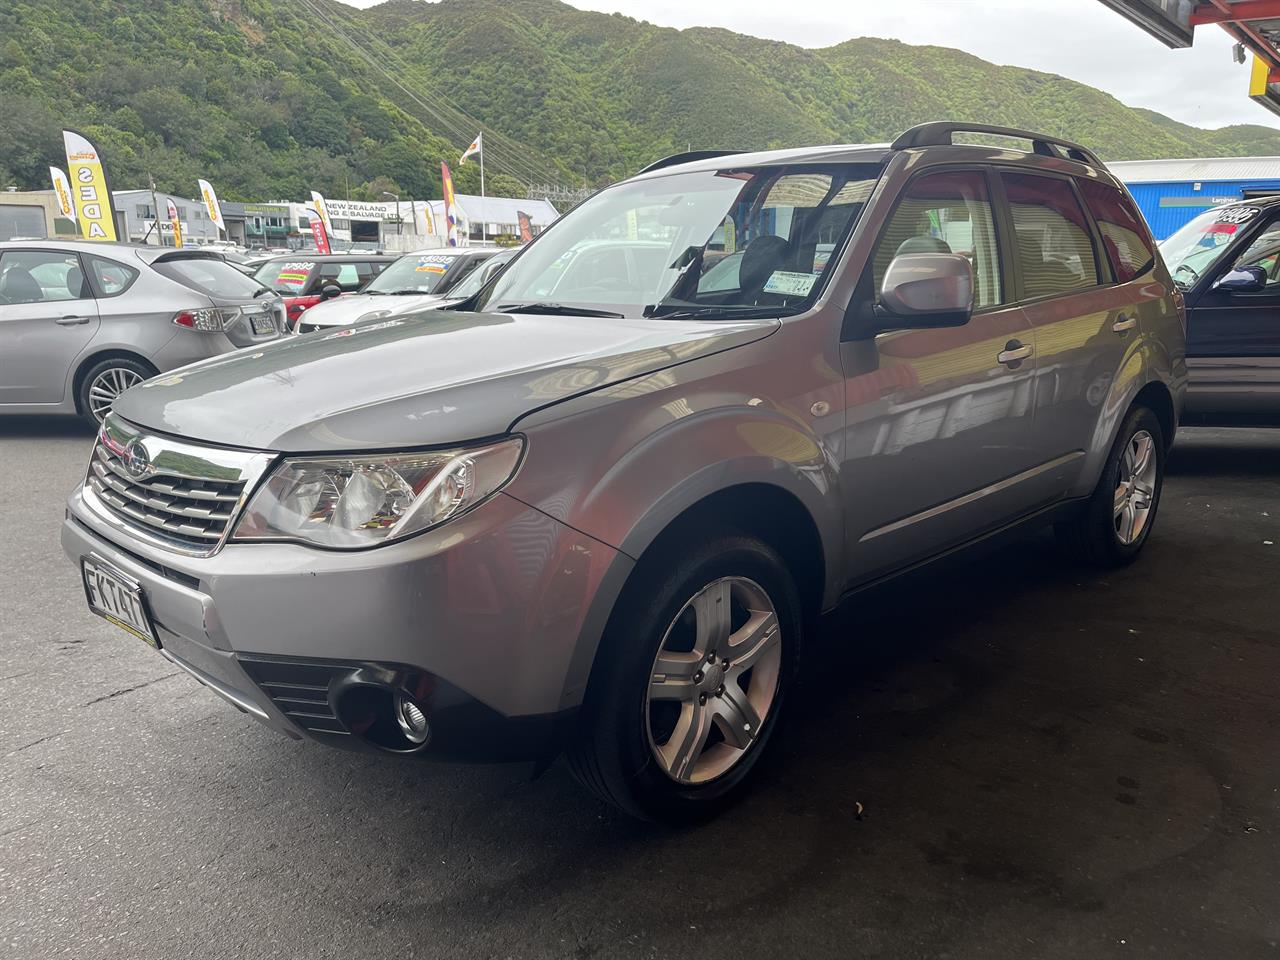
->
1056, 404, 1165, 567
568, 533, 802, 822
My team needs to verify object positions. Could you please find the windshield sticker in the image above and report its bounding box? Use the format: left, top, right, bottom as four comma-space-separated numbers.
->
415, 255, 451, 274
1215, 207, 1259, 225
763, 270, 820, 297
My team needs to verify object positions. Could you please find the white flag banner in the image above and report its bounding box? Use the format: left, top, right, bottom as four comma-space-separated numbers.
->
50, 166, 76, 222
460, 133, 482, 165
197, 178, 225, 233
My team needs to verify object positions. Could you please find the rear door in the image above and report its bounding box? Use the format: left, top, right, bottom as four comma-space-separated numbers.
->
0, 249, 100, 405
1184, 214, 1280, 417
999, 171, 1143, 493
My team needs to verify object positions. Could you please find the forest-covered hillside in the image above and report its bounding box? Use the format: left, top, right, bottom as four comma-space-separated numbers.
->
2, 0, 1278, 202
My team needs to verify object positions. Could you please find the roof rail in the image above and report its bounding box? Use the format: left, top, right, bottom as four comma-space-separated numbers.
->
639, 150, 739, 174
890, 122, 1103, 168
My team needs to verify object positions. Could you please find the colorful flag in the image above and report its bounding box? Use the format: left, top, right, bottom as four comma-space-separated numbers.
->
307, 207, 332, 255
309, 191, 332, 236
460, 133, 482, 166
166, 198, 183, 248
517, 210, 533, 244
440, 162, 459, 247
50, 166, 76, 225
197, 178, 225, 234
62, 130, 117, 241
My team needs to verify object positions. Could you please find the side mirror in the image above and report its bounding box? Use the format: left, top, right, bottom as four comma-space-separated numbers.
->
319, 282, 343, 301
876, 253, 974, 331
1215, 265, 1266, 294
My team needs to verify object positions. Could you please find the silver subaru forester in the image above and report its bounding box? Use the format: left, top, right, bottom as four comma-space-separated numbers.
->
63, 123, 1187, 820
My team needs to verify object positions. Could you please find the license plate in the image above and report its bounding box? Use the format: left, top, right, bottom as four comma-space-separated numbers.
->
251, 314, 276, 336
81, 558, 160, 649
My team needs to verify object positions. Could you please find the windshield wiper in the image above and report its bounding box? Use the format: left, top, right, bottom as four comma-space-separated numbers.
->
252, 287, 275, 298
495, 302, 625, 318
643, 304, 783, 321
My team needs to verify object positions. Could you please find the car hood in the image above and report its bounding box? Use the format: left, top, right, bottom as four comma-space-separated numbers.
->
114, 310, 779, 451
297, 293, 446, 327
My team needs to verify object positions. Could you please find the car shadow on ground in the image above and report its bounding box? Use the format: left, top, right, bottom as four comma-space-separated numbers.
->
0, 415, 97, 439
1167, 425, 1280, 477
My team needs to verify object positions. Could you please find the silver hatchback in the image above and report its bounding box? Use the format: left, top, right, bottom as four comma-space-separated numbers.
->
63, 124, 1187, 820
0, 241, 285, 422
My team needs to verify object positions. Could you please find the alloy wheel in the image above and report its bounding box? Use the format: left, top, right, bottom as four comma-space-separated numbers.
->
1114, 429, 1157, 545
87, 367, 144, 423
645, 576, 783, 785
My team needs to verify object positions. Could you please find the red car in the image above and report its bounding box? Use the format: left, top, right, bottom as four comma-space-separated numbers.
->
253, 253, 396, 328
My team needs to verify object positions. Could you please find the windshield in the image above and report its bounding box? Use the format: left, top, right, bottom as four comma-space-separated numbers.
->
1159, 205, 1262, 289
365, 253, 460, 295
474, 162, 884, 319
445, 250, 516, 300
255, 259, 318, 294
153, 256, 269, 299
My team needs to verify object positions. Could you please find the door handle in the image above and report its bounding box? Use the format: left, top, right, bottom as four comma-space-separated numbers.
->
53, 315, 91, 326
1112, 315, 1138, 334
997, 340, 1033, 366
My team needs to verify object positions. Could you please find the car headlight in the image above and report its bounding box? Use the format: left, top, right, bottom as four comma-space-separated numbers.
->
233, 438, 524, 548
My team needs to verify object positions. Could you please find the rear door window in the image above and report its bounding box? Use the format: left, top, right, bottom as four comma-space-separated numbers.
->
84, 255, 139, 297
1001, 172, 1101, 300
1077, 180, 1155, 283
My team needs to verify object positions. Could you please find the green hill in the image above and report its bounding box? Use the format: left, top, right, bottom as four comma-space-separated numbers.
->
2, 0, 1279, 203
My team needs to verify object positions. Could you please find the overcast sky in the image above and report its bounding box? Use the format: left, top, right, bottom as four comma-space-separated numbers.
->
337, 0, 1277, 130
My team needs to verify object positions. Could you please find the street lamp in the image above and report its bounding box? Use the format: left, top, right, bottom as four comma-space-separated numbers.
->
380, 191, 402, 236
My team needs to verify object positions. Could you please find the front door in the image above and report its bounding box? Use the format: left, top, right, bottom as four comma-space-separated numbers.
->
1184, 214, 1280, 418
0, 249, 100, 406
840, 167, 1041, 584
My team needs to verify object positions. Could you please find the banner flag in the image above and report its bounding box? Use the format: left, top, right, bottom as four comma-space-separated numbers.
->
460, 133, 482, 166
309, 191, 332, 235
62, 130, 118, 241
440, 162, 459, 247
166, 198, 183, 248
197, 179, 225, 234
517, 210, 533, 244
50, 167, 76, 224
307, 207, 332, 255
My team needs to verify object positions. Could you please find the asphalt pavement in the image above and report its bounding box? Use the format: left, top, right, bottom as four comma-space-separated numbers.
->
1, 418, 1277, 960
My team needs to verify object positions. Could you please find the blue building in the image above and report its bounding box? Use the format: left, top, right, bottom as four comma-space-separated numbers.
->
1108, 157, 1280, 240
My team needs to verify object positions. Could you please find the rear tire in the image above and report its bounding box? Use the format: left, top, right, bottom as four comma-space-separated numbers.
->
1055, 404, 1165, 567
77, 356, 155, 425
568, 533, 802, 822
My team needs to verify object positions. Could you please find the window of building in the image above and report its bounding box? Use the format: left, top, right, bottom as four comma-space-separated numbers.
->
0, 204, 48, 242
1001, 172, 1100, 300
872, 169, 1003, 309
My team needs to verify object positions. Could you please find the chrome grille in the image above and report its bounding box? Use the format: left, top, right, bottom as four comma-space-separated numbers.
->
89, 444, 243, 546
84, 415, 276, 557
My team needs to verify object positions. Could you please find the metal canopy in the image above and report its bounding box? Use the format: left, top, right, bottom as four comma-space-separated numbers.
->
1098, 1, 1280, 114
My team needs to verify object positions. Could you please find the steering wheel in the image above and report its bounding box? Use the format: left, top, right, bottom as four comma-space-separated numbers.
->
1174, 262, 1200, 286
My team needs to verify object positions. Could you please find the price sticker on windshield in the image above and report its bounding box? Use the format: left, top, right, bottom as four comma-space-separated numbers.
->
1215, 207, 1259, 225
763, 270, 820, 297
416, 255, 450, 273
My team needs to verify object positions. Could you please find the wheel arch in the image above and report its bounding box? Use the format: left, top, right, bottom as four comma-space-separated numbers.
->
71, 349, 158, 415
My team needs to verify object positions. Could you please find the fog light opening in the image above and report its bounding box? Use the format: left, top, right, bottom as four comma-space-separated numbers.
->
396, 695, 430, 745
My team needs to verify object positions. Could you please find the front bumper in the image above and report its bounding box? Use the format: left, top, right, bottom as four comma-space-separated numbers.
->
62, 485, 626, 757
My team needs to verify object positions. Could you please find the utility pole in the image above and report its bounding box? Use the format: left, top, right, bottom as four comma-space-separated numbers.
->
148, 174, 164, 247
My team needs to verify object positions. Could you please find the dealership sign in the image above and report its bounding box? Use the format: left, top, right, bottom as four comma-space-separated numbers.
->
323, 199, 391, 221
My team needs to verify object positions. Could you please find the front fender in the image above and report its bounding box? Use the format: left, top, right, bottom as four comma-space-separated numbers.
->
504, 371, 844, 709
